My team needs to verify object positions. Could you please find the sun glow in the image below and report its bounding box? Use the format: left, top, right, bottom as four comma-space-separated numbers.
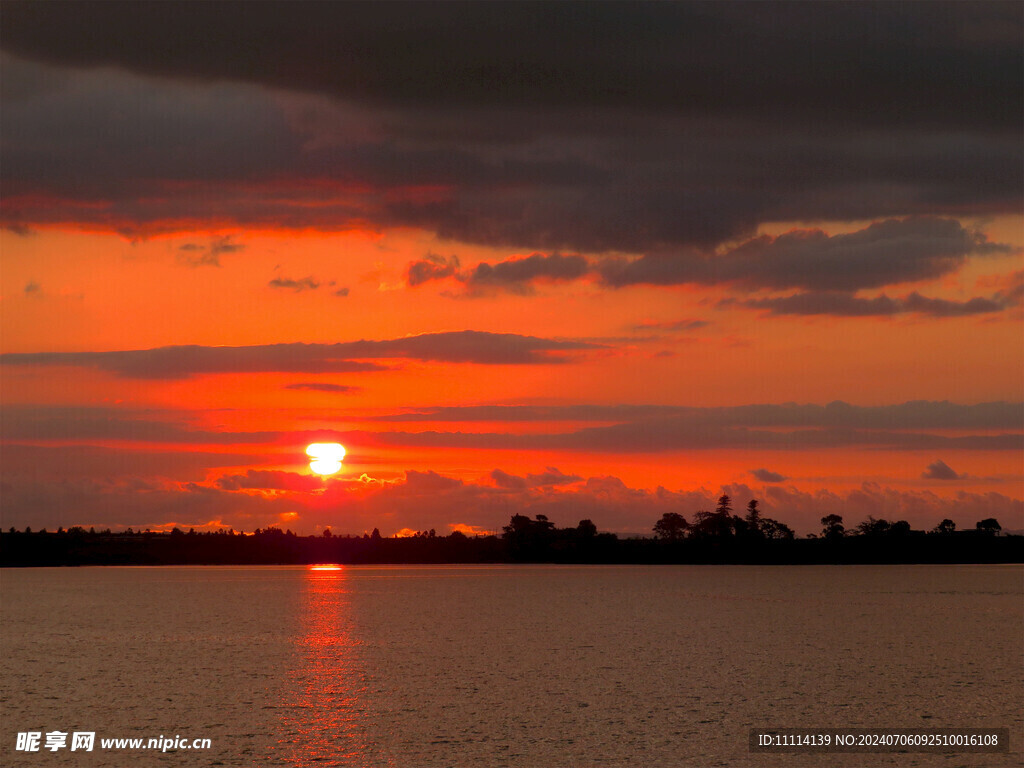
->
306, 443, 345, 475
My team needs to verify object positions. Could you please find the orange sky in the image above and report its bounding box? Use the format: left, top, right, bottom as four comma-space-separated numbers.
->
3, 222, 1021, 536
1, 4, 1022, 536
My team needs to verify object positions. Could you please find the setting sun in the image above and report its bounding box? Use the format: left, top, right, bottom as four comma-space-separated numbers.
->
306, 443, 345, 476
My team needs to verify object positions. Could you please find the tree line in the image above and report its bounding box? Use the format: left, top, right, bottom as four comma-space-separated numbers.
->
0, 498, 1016, 566
650, 494, 1004, 541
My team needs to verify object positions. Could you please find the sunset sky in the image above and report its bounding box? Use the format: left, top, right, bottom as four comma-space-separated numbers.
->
1, 1, 1022, 537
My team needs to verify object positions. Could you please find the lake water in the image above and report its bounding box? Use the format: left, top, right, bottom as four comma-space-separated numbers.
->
1, 565, 1021, 767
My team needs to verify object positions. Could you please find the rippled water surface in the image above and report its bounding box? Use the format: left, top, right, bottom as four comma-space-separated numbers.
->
2, 565, 1021, 766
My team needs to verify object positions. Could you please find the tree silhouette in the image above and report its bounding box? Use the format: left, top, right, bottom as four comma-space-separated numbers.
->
856, 516, 891, 537
889, 520, 911, 536
1, 510, 1018, 568
653, 512, 689, 541
820, 514, 845, 540
533, 514, 555, 535
976, 518, 1002, 535
502, 514, 556, 557
502, 514, 534, 538
760, 518, 795, 540
744, 499, 763, 538
690, 511, 717, 538
690, 495, 736, 538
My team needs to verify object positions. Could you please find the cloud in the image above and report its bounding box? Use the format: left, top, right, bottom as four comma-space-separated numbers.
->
462, 253, 590, 294
402, 469, 463, 493
406, 251, 591, 294
630, 319, 709, 333
751, 468, 787, 483
0, 443, 285, 482
741, 290, 1008, 317
448, 523, 492, 536
0, 330, 597, 378
23, 280, 41, 295
1, 5, 1019, 254
7, 400, 1018, 457
365, 423, 1021, 454
601, 218, 1015, 291
372, 400, 1023, 430
754, 483, 1024, 536
992, 270, 1024, 307
0, 347, 383, 380
0, 476, 299, 533
372, 403, 683, 423
490, 468, 527, 490
357, 399, 1024, 453
284, 382, 356, 394
265, 273, 344, 295
268, 275, 320, 292
526, 467, 583, 487
4, 4, 1017, 125
490, 467, 583, 490
3, 467, 1020, 538
922, 460, 963, 481
406, 253, 460, 286
215, 470, 323, 493
0, 404, 280, 444
177, 235, 244, 267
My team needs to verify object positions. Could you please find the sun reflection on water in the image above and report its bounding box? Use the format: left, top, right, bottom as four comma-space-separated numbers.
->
278, 565, 379, 765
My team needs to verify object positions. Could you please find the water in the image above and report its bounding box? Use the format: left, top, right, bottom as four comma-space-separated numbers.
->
1, 565, 1021, 767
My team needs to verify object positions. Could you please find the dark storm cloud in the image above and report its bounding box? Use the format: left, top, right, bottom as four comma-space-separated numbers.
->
751, 469, 787, 483
741, 291, 1007, 318
601, 218, 1014, 291
0, 331, 597, 379
3, 2, 1019, 126
0, 53, 299, 193
1, 3, 1020, 257
922, 460, 963, 481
